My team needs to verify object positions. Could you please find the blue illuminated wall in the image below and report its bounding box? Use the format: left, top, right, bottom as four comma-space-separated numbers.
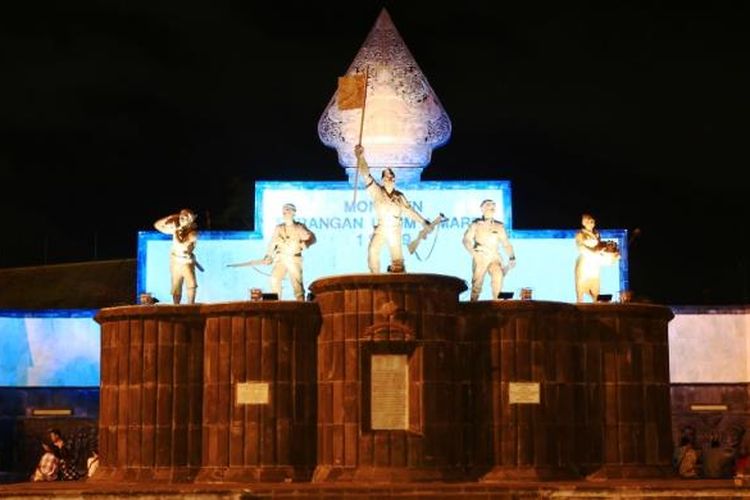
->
139, 180, 627, 303
0, 310, 100, 387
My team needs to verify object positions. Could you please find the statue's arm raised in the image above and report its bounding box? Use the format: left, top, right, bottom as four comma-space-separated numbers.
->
154, 214, 179, 235
354, 145, 374, 186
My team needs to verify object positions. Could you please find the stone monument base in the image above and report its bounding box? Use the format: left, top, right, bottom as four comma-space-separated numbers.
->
94, 274, 674, 483
3, 479, 746, 498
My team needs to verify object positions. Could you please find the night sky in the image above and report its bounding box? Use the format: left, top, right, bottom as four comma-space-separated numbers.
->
1, 2, 748, 305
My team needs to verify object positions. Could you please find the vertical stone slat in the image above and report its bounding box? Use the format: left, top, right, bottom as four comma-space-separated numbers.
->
229, 315, 245, 468
202, 315, 219, 471
276, 319, 292, 466
98, 322, 115, 470
141, 318, 158, 469
188, 314, 205, 471
115, 318, 129, 468
171, 320, 188, 470
217, 315, 232, 468
260, 315, 277, 465
155, 319, 173, 468
127, 319, 143, 469
245, 314, 261, 467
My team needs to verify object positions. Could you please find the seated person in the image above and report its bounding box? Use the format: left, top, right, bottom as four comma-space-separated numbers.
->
49, 428, 81, 481
673, 436, 700, 478
31, 440, 59, 482
86, 450, 100, 478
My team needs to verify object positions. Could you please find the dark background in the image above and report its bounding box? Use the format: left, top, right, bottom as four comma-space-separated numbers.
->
1, 1, 747, 304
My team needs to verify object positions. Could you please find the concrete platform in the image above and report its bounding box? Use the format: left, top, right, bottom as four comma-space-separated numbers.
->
0, 479, 748, 499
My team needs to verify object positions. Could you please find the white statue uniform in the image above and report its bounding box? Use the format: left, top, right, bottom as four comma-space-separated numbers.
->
153, 221, 198, 300
267, 221, 316, 300
463, 218, 515, 301
575, 228, 601, 302
358, 156, 426, 273
168, 232, 197, 296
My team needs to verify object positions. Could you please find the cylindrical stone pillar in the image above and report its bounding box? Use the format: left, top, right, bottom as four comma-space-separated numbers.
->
579, 303, 674, 479
95, 305, 204, 481
196, 301, 320, 482
462, 301, 582, 480
310, 273, 467, 482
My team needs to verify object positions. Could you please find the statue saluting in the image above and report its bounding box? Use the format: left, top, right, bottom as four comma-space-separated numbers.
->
154, 209, 201, 304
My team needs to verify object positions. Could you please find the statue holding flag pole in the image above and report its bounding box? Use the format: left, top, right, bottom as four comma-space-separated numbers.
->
338, 67, 436, 273
354, 144, 432, 273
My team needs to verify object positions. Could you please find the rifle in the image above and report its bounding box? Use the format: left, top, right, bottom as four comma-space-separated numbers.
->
226, 258, 270, 268
407, 213, 446, 255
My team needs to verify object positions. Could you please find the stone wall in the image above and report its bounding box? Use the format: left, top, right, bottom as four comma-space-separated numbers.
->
90, 275, 676, 482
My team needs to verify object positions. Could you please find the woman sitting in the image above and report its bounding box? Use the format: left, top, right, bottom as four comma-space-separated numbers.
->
31, 441, 59, 482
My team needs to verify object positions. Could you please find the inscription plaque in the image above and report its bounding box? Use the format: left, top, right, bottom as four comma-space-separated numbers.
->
371, 354, 409, 430
508, 382, 540, 404
236, 382, 269, 405
691, 404, 728, 412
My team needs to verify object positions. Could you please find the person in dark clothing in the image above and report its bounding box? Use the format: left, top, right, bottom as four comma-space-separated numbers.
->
48, 428, 81, 481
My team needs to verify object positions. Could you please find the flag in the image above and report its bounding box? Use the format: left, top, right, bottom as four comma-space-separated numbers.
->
337, 74, 366, 110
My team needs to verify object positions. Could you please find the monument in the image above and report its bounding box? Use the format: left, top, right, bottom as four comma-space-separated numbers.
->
93, 8, 672, 485
136, 11, 627, 305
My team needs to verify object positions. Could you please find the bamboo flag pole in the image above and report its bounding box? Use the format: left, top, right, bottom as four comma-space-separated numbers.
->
352, 66, 370, 204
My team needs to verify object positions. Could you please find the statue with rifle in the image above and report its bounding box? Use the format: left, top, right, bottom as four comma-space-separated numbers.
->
354, 145, 438, 273
228, 203, 316, 301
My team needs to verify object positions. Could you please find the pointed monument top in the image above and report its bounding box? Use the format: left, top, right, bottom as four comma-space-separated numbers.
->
373, 7, 397, 31
318, 8, 452, 183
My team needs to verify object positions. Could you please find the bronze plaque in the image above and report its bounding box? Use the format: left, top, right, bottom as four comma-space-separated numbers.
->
371, 354, 409, 430
508, 382, 540, 404
236, 382, 269, 405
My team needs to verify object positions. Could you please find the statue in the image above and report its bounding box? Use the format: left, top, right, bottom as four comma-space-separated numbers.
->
228, 203, 316, 300
230, 203, 316, 301
355, 144, 431, 273
265, 203, 316, 300
575, 213, 620, 302
154, 209, 199, 304
462, 199, 516, 301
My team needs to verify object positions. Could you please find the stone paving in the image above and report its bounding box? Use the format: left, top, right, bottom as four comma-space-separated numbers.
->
1, 479, 749, 499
